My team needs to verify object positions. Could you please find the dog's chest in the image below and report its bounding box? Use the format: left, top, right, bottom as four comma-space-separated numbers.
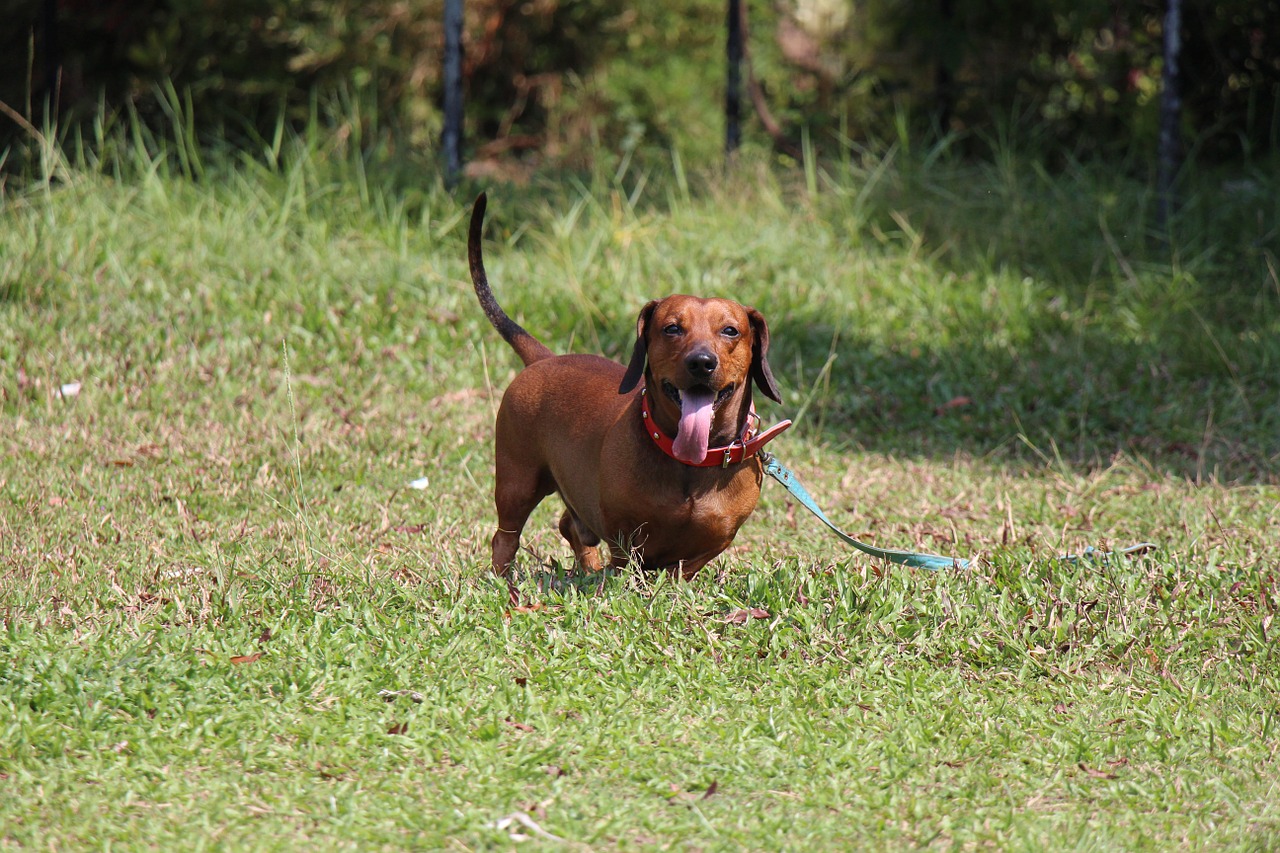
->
606, 466, 760, 543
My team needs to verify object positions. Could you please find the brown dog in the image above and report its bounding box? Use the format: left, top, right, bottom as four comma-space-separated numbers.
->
468, 194, 790, 579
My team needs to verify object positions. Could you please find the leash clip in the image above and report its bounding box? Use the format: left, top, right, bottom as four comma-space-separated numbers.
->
722, 409, 762, 467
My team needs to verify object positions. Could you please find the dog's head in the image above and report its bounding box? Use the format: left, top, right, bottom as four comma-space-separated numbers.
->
619, 295, 780, 463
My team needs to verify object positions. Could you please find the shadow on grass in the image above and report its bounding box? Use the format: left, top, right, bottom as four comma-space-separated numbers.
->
762, 169, 1274, 481
371, 146, 1280, 484
766, 317, 1279, 485
737, 151, 1280, 485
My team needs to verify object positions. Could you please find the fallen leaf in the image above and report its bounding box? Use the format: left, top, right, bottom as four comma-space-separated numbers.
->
378, 689, 425, 704
513, 603, 545, 614
162, 567, 203, 580
486, 812, 566, 843
505, 717, 535, 733
387, 722, 409, 735
394, 524, 426, 534
934, 395, 971, 415
724, 607, 771, 624
48, 496, 67, 507
432, 388, 487, 405
1078, 762, 1117, 779
1053, 702, 1071, 714
702, 780, 718, 799
257, 627, 273, 644
230, 652, 262, 665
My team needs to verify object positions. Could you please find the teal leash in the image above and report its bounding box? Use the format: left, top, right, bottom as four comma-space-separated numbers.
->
760, 451, 967, 570
1057, 543, 1158, 563
760, 451, 1157, 570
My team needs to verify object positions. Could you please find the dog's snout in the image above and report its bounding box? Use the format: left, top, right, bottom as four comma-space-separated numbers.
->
685, 350, 718, 379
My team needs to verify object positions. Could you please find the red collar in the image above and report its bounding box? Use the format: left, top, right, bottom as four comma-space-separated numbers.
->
640, 387, 792, 468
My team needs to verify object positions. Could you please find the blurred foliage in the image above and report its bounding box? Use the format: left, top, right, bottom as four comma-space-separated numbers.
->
869, 0, 1280, 160
0, 0, 1277, 167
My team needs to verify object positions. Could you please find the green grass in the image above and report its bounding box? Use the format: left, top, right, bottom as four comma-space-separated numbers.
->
2, 126, 1279, 849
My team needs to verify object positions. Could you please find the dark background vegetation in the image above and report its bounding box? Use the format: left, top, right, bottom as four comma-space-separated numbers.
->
3, 0, 1279, 168
2, 1, 1278, 482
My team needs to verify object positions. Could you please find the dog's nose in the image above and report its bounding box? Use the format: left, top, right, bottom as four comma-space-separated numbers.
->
685, 350, 718, 379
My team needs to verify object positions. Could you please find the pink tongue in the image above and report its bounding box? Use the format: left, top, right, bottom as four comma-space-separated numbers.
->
672, 389, 715, 464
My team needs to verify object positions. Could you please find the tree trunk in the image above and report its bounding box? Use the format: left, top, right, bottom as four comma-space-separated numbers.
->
725, 0, 743, 159
442, 0, 465, 188
42, 0, 60, 112
934, 0, 955, 132
1156, 0, 1182, 234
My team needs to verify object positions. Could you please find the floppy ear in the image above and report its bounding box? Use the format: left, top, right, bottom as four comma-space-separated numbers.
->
747, 308, 782, 403
619, 300, 659, 394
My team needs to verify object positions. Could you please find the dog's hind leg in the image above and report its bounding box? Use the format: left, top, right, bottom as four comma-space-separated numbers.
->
491, 461, 552, 577
558, 509, 603, 572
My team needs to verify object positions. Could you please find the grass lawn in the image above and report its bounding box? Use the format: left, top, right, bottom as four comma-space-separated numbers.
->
2, 130, 1279, 849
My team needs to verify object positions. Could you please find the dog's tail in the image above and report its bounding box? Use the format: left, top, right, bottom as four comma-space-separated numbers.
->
468, 193, 554, 367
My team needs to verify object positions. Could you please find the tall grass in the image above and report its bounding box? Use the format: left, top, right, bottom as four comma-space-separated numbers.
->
2, 98, 1279, 850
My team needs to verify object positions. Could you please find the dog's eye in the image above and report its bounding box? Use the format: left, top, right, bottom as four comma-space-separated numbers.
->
663, 323, 683, 336
721, 326, 740, 338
